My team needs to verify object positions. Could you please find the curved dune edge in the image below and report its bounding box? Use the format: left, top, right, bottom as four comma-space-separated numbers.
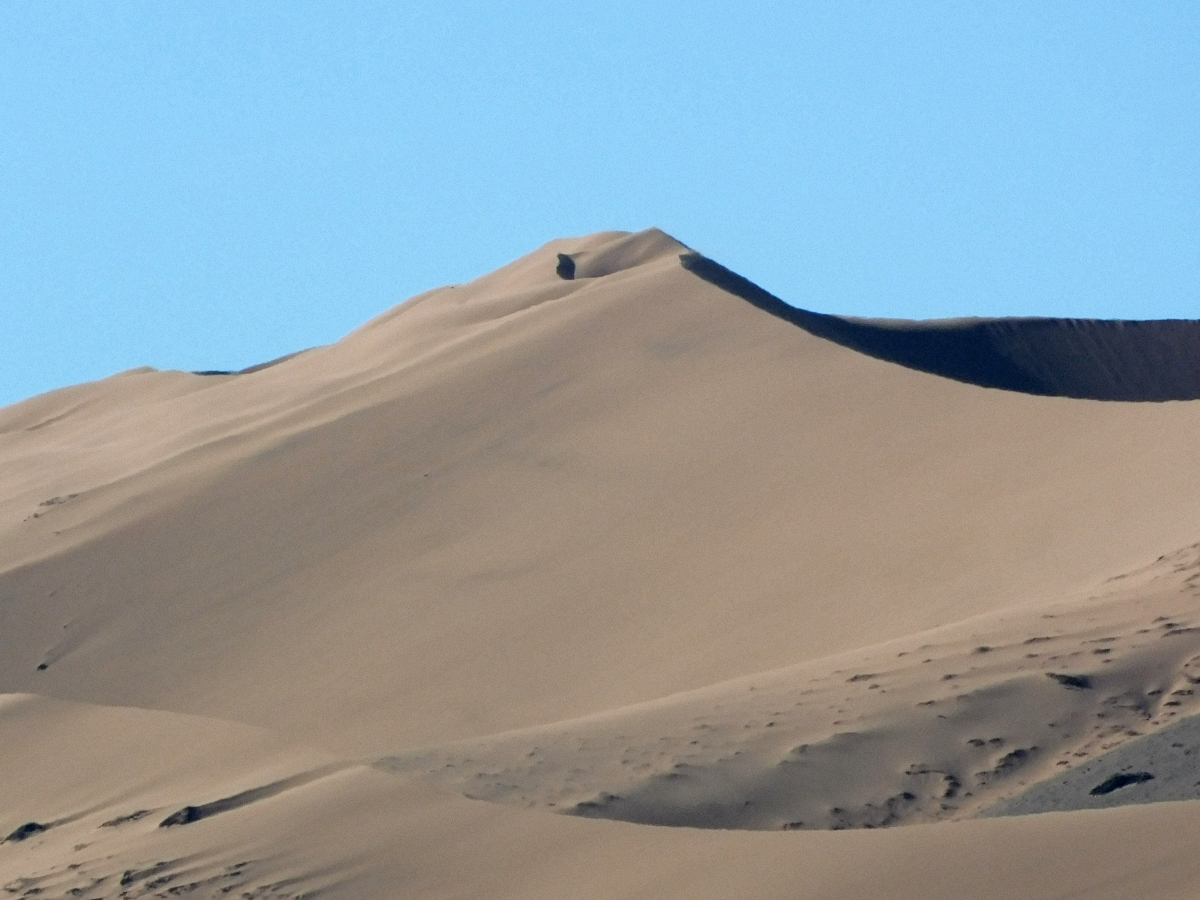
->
380, 541, 1200, 830
6, 693, 1200, 900
681, 252, 1200, 401
191, 348, 315, 377
190, 234, 1200, 402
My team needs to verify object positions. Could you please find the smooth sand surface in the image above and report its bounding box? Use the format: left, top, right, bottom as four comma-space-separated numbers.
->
4, 228, 1200, 896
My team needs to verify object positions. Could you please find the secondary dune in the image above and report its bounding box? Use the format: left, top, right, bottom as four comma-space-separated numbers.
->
382, 541, 1200, 830
5, 696, 1200, 900
3, 228, 1200, 897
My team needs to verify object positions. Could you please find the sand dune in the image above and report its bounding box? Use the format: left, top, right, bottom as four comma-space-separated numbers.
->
4, 228, 1200, 896
4, 694, 1200, 900
382, 541, 1200, 829
685, 253, 1200, 400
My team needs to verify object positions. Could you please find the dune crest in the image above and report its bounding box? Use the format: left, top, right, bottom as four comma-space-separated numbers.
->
683, 252, 1200, 400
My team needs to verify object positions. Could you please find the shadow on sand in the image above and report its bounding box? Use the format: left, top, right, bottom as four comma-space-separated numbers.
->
681, 252, 1200, 402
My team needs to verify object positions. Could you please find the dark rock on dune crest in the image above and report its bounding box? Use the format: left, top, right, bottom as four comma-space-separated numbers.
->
1090, 772, 1155, 795
101, 809, 152, 828
4, 822, 47, 842
158, 766, 344, 828
159, 805, 205, 827
1047, 673, 1092, 690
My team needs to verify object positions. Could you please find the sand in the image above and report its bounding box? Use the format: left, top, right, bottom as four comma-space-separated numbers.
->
983, 710, 1200, 817
3, 228, 1200, 897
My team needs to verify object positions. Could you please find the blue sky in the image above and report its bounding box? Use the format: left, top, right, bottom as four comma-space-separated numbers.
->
3, 2, 1198, 406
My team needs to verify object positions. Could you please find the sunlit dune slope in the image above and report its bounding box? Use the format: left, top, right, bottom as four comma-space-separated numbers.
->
3, 229, 1200, 760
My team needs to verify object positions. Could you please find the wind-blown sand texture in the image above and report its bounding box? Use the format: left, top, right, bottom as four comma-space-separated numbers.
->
4, 228, 1200, 897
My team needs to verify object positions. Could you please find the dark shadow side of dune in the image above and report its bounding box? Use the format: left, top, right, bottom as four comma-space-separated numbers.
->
192, 349, 311, 377
681, 252, 1200, 402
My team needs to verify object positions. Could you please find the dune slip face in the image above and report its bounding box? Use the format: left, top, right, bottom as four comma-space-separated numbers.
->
682, 252, 1200, 401
5, 229, 1200, 898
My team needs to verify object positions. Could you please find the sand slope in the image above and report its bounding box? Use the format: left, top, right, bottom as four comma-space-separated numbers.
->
381, 541, 1200, 829
4, 228, 1200, 896
4, 694, 1200, 899
684, 253, 1200, 400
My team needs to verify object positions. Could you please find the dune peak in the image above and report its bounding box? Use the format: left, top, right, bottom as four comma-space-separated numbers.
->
555, 228, 690, 280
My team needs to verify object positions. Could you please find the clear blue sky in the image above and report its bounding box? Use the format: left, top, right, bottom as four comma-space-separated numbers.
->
3, 2, 1198, 407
